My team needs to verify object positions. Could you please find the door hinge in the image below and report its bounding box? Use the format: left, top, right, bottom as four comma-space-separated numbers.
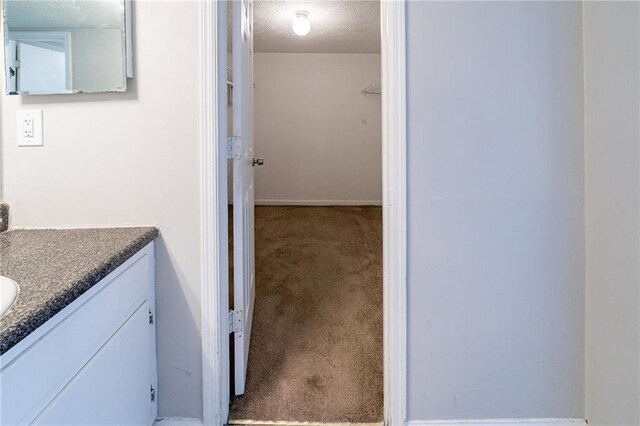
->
149, 309, 154, 324
228, 309, 243, 333
150, 385, 156, 402
227, 136, 241, 160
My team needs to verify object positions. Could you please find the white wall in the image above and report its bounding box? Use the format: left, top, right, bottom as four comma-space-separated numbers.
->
406, 1, 585, 420
584, 2, 640, 425
253, 53, 381, 205
0, 1, 203, 419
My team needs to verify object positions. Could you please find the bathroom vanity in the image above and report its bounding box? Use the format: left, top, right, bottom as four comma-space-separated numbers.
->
0, 227, 158, 425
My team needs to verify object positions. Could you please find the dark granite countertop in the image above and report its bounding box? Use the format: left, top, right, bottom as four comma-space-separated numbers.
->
0, 203, 8, 233
0, 227, 158, 355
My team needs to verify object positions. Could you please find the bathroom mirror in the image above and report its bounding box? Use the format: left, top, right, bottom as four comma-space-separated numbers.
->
3, 0, 133, 95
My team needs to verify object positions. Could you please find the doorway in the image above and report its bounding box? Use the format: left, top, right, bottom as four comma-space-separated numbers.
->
227, 1, 382, 422
199, 1, 407, 424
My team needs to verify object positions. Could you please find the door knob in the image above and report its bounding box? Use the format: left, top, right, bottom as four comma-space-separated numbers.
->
252, 157, 264, 166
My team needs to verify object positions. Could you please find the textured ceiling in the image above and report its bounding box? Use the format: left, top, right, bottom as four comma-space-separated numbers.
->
229, 0, 380, 54
5, 0, 124, 30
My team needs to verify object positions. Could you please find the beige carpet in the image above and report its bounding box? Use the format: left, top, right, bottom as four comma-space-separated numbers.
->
230, 206, 383, 423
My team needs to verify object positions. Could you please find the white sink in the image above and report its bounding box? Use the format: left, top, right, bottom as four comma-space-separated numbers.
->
0, 276, 19, 318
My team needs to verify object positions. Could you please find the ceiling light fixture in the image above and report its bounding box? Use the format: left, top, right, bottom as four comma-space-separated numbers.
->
292, 10, 311, 36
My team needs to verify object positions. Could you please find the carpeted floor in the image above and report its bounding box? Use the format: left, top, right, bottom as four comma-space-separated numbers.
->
229, 206, 383, 423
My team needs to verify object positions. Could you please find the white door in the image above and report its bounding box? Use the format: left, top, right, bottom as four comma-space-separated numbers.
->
232, 0, 255, 396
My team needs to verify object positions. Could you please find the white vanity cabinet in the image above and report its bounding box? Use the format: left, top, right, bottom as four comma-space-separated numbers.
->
0, 243, 158, 426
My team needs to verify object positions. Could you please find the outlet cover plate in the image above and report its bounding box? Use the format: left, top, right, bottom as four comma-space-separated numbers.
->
17, 110, 43, 147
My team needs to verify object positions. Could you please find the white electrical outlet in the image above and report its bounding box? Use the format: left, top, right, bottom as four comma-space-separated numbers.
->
23, 117, 34, 137
17, 110, 43, 147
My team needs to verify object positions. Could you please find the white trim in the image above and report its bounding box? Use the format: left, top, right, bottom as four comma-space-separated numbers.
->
154, 418, 204, 426
228, 421, 381, 426
255, 199, 383, 206
406, 420, 587, 426
381, 1, 407, 425
201, 0, 229, 425
228, 421, 382, 426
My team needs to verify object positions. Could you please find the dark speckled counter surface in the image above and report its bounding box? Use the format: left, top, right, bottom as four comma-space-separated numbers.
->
0, 227, 158, 355
0, 203, 8, 233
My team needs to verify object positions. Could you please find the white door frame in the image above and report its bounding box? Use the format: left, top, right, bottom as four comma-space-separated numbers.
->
200, 0, 407, 424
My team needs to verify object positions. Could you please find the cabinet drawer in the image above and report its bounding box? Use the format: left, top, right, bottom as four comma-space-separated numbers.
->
1, 249, 151, 425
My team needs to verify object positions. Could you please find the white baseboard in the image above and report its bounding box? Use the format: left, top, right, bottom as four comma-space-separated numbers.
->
228, 421, 382, 426
154, 418, 203, 426
255, 199, 383, 206
407, 419, 586, 426
155, 419, 584, 426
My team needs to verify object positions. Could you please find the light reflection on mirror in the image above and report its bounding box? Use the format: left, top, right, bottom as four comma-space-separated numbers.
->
3, 0, 128, 95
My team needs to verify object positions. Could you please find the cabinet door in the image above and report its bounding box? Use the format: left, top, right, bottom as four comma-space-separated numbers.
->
32, 302, 152, 425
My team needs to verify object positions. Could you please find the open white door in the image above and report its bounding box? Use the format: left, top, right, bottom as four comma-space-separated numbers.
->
232, 0, 255, 396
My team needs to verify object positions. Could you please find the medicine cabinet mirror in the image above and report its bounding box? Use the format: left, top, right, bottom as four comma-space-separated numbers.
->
3, 0, 133, 95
